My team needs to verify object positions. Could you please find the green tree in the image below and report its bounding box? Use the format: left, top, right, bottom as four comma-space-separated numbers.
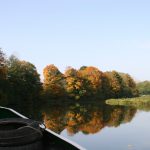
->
137, 81, 150, 95
0, 49, 8, 104
0, 49, 7, 80
101, 73, 112, 99
7, 55, 42, 109
105, 71, 125, 98
120, 73, 139, 97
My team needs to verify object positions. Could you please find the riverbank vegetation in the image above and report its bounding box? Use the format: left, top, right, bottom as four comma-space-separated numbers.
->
105, 95, 150, 111
0, 49, 139, 108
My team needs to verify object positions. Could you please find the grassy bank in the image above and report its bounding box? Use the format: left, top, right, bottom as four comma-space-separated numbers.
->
105, 95, 150, 111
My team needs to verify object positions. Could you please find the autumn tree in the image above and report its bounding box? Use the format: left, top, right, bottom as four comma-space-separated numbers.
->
64, 67, 86, 100
78, 66, 104, 98
43, 64, 65, 98
64, 67, 78, 77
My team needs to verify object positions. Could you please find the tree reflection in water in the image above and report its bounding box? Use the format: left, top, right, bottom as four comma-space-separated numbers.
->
42, 101, 137, 136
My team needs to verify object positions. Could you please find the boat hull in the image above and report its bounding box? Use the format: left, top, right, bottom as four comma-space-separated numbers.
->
0, 106, 85, 150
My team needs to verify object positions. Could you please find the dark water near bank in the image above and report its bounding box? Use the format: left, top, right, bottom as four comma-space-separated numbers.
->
9, 101, 150, 150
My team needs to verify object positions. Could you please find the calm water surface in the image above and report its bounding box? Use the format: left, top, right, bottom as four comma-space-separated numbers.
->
61, 111, 150, 150
13, 101, 150, 150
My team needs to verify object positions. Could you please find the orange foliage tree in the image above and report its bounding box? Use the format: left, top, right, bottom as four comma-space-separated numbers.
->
78, 66, 104, 97
64, 67, 86, 100
43, 65, 138, 100
43, 64, 66, 98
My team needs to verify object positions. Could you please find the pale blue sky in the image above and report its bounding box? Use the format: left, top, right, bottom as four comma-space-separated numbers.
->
0, 0, 150, 81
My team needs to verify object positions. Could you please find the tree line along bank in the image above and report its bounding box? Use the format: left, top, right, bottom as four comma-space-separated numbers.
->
0, 49, 141, 108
